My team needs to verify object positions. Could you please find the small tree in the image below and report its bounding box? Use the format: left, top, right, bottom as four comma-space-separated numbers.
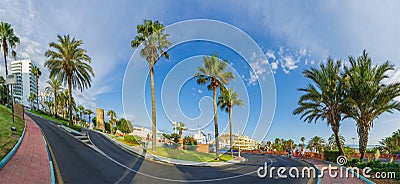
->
116, 118, 131, 134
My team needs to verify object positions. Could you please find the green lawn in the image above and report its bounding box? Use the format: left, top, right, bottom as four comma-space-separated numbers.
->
148, 147, 233, 162
28, 110, 69, 126
0, 105, 25, 160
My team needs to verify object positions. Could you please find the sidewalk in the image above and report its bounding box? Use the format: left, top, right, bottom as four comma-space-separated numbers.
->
95, 131, 247, 167
304, 158, 365, 184
0, 116, 51, 183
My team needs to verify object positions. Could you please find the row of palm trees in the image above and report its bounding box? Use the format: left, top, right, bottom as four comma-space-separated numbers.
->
379, 129, 400, 155
294, 50, 400, 160
131, 20, 243, 160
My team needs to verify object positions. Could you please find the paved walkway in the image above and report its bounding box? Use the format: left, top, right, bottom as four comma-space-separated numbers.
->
0, 116, 51, 184
304, 158, 365, 184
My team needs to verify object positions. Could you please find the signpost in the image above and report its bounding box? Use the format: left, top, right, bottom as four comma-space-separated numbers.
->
6, 74, 16, 123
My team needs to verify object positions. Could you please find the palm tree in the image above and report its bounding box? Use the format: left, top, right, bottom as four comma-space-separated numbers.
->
293, 58, 346, 156
31, 66, 41, 110
86, 108, 94, 125
173, 122, 188, 139
44, 34, 94, 126
379, 137, 398, 155
45, 77, 63, 117
328, 133, 345, 150
77, 105, 85, 123
0, 22, 20, 105
195, 54, 234, 160
29, 92, 35, 109
107, 110, 117, 134
301, 137, 305, 147
308, 136, 325, 153
343, 50, 400, 160
131, 20, 171, 152
218, 88, 243, 157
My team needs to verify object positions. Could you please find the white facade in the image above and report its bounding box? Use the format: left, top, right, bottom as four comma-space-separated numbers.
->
11, 59, 37, 108
193, 128, 208, 144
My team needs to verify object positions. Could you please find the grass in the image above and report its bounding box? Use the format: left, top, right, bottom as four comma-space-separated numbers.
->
110, 135, 140, 146
148, 147, 234, 162
0, 105, 25, 160
28, 110, 69, 126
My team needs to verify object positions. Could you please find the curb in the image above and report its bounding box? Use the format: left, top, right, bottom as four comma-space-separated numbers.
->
324, 160, 375, 184
95, 131, 247, 167
42, 135, 56, 184
0, 119, 26, 170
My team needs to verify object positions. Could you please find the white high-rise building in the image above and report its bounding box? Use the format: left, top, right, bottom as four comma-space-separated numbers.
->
11, 59, 37, 108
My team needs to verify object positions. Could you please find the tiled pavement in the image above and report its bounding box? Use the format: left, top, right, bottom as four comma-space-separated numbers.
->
304, 158, 366, 184
0, 115, 51, 184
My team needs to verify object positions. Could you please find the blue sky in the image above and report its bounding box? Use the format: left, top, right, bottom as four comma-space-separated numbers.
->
1, 0, 400, 145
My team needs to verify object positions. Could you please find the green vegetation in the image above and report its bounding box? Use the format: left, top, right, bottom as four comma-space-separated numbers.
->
0, 105, 24, 160
123, 135, 142, 145
149, 147, 233, 162
131, 19, 171, 153
218, 88, 243, 157
194, 54, 234, 160
378, 129, 400, 154
28, 110, 82, 132
45, 34, 94, 126
294, 58, 346, 156
116, 118, 131, 133
347, 159, 400, 181
31, 66, 41, 110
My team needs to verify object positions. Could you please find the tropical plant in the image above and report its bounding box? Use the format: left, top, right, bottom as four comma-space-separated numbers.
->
294, 58, 346, 156
328, 133, 345, 150
86, 108, 94, 125
0, 22, 20, 105
116, 118, 132, 134
0, 77, 6, 105
218, 88, 243, 157
44, 34, 94, 126
343, 50, 400, 160
194, 54, 234, 160
131, 19, 171, 152
308, 136, 325, 153
173, 121, 187, 140
29, 92, 35, 109
45, 77, 63, 117
107, 110, 117, 134
31, 66, 41, 110
301, 137, 306, 147
77, 105, 85, 123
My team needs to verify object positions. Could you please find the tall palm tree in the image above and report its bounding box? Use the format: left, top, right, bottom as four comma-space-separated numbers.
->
29, 92, 35, 109
343, 50, 400, 160
194, 54, 234, 160
31, 66, 41, 110
0, 22, 20, 105
308, 136, 325, 153
45, 77, 63, 117
293, 58, 346, 156
107, 110, 117, 134
77, 105, 85, 122
301, 137, 305, 147
218, 88, 243, 157
86, 108, 94, 125
45, 34, 94, 126
131, 20, 171, 152
173, 122, 188, 139
379, 136, 398, 155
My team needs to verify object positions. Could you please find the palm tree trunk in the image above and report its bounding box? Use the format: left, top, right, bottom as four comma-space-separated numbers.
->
358, 122, 369, 160
150, 68, 157, 153
213, 86, 219, 160
68, 79, 73, 127
3, 41, 9, 106
229, 108, 233, 157
332, 125, 345, 156
36, 77, 39, 110
54, 91, 57, 117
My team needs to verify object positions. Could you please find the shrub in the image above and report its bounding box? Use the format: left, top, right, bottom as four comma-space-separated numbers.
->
124, 135, 141, 145
170, 133, 180, 143
104, 123, 111, 133
69, 124, 82, 132
324, 150, 340, 163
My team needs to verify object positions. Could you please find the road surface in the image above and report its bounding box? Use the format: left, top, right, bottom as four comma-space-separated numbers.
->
28, 113, 315, 184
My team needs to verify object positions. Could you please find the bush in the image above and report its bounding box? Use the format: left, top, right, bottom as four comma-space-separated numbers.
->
104, 123, 111, 133
124, 135, 141, 145
183, 136, 197, 145
69, 124, 82, 132
324, 150, 340, 163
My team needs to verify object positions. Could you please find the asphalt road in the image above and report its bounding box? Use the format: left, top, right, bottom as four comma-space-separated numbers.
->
28, 113, 316, 184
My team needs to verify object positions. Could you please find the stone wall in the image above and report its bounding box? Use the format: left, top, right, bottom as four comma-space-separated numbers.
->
96, 108, 105, 131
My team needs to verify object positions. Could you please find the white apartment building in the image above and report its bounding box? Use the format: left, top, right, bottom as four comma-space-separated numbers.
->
11, 59, 37, 108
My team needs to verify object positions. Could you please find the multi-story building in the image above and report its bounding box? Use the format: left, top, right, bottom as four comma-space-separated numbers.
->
215, 133, 260, 150
11, 59, 37, 109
